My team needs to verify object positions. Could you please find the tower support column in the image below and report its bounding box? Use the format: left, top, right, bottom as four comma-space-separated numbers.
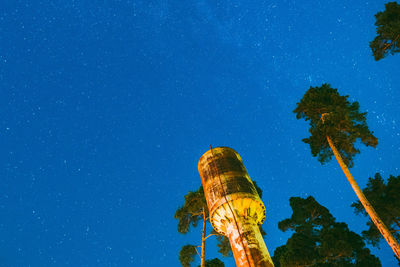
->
226, 217, 274, 267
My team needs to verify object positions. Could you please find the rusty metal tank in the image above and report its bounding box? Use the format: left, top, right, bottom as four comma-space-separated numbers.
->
198, 147, 274, 267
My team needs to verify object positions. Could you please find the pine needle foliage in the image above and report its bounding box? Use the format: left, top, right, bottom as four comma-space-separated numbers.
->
175, 186, 208, 234
180, 245, 197, 267
198, 258, 225, 267
370, 2, 400, 60
272, 196, 381, 267
352, 173, 400, 247
293, 83, 378, 167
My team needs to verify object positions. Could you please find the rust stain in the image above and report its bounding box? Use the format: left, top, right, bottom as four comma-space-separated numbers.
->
198, 147, 274, 267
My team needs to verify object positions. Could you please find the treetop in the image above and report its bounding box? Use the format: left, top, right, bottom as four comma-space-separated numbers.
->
370, 1, 400, 60
174, 186, 208, 234
294, 84, 378, 167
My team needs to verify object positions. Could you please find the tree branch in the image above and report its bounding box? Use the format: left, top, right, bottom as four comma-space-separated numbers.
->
382, 34, 400, 51
205, 233, 218, 240
393, 218, 400, 229
195, 246, 201, 258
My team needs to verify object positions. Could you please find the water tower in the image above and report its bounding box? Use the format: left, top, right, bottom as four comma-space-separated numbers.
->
198, 147, 274, 267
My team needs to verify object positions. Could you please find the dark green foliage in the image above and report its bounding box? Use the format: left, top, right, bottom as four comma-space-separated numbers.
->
370, 2, 400, 60
175, 186, 228, 266
277, 196, 334, 232
351, 173, 400, 246
272, 196, 381, 267
175, 186, 210, 267
271, 245, 287, 267
198, 258, 225, 267
180, 245, 197, 267
294, 84, 378, 167
175, 186, 208, 234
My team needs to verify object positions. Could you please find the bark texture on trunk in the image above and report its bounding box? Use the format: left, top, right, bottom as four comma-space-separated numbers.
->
201, 207, 206, 267
326, 135, 400, 259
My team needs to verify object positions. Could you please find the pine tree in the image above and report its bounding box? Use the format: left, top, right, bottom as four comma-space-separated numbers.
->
294, 83, 400, 259
272, 196, 381, 267
175, 186, 209, 267
370, 2, 400, 61
352, 173, 400, 246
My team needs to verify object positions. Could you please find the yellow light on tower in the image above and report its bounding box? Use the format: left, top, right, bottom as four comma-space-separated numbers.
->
198, 147, 274, 267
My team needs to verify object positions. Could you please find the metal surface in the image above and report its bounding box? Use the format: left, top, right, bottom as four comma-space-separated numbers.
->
198, 147, 274, 267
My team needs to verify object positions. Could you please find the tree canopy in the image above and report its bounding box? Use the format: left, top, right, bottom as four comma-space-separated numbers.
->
198, 258, 225, 267
175, 185, 230, 266
352, 173, 400, 246
272, 196, 381, 267
180, 245, 197, 267
370, 2, 400, 60
175, 186, 208, 234
293, 83, 378, 167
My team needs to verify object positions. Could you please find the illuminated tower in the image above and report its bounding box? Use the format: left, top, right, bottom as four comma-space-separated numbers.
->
198, 147, 274, 267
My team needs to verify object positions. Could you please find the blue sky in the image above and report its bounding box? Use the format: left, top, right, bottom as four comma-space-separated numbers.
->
1, 1, 399, 266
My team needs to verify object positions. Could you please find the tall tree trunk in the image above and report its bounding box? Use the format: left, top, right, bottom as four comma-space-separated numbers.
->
326, 135, 400, 259
201, 206, 206, 267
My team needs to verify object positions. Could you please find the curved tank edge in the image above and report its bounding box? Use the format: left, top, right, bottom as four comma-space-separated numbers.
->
198, 146, 241, 163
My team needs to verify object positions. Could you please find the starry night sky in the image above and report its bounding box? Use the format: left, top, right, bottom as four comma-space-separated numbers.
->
1, 1, 399, 266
